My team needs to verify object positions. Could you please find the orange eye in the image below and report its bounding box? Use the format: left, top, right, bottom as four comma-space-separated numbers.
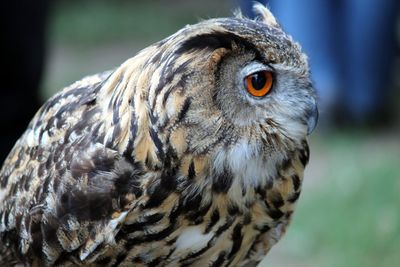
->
244, 70, 273, 97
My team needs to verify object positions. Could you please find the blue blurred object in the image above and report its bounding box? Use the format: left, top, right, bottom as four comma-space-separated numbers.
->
238, 0, 399, 126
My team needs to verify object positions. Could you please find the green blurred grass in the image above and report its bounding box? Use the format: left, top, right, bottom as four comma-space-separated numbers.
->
44, 2, 400, 266
262, 131, 400, 267
49, 0, 230, 47
304, 133, 400, 267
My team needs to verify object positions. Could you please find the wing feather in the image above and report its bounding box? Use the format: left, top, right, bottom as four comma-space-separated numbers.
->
0, 71, 144, 265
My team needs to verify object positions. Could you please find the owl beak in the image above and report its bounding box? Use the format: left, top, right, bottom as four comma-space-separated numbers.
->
307, 104, 318, 135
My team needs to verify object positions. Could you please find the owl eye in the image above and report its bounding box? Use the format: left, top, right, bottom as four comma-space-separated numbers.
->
244, 70, 273, 97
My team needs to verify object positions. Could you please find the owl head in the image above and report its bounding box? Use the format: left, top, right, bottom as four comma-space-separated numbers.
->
105, 4, 318, 186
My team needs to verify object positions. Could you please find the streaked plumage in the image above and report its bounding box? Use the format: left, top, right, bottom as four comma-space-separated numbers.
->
0, 5, 318, 266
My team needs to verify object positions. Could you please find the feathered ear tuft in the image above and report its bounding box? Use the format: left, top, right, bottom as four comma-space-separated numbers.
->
233, 8, 244, 19
253, 2, 279, 27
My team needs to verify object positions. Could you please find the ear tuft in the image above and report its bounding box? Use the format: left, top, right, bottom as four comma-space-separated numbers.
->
233, 8, 244, 19
253, 2, 279, 27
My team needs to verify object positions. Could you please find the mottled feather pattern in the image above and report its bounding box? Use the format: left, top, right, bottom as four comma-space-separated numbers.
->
0, 5, 316, 267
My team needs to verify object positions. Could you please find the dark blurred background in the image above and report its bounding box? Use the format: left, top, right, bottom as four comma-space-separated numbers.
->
3, 0, 400, 266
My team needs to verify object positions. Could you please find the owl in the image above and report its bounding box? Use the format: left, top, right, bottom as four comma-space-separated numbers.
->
0, 4, 317, 267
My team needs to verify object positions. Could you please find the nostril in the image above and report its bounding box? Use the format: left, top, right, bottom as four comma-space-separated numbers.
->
307, 104, 318, 135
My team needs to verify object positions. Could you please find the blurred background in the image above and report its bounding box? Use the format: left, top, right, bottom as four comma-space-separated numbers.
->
3, 0, 400, 266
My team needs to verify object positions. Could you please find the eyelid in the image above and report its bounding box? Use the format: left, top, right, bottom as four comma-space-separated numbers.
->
240, 62, 273, 78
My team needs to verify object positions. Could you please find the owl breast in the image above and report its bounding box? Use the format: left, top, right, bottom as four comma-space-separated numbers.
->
105, 139, 308, 266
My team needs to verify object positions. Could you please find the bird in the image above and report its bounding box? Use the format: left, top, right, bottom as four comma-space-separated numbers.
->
0, 4, 318, 267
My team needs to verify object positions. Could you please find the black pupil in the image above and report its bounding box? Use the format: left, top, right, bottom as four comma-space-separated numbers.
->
251, 72, 267, 90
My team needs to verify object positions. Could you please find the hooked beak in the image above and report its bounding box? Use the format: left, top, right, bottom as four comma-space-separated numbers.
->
307, 104, 319, 135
